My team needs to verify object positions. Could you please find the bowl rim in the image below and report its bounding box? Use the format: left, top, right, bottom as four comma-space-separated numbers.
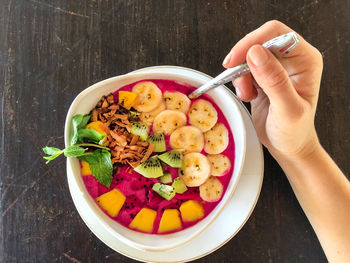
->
64, 71, 247, 251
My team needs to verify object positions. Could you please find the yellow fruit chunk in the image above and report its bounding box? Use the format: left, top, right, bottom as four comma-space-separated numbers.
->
96, 189, 126, 217
81, 161, 92, 176
86, 121, 105, 135
118, 91, 138, 110
179, 200, 204, 222
129, 208, 157, 233
158, 209, 182, 233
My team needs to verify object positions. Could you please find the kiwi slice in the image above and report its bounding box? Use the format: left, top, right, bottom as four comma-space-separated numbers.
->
171, 177, 188, 194
128, 110, 140, 119
159, 171, 172, 184
158, 150, 183, 168
134, 156, 163, 178
152, 183, 175, 200
130, 121, 149, 140
147, 132, 166, 152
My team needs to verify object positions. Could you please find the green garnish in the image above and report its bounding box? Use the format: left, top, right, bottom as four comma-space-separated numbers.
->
43, 143, 109, 164
43, 114, 113, 187
76, 128, 106, 145
43, 145, 88, 163
78, 149, 113, 188
71, 114, 91, 145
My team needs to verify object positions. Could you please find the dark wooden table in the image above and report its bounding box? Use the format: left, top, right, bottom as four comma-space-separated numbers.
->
1, 1, 349, 262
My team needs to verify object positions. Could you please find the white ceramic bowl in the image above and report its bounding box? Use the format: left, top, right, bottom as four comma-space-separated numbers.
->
64, 71, 246, 251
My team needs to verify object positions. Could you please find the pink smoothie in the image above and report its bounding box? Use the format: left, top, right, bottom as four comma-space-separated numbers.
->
82, 79, 235, 234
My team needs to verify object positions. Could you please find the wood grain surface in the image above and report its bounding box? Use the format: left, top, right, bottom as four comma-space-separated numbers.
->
1, 0, 349, 262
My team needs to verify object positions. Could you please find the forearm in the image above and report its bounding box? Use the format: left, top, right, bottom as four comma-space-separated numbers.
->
272, 143, 350, 263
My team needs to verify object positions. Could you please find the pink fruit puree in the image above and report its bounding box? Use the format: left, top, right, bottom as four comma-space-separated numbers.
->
82, 79, 235, 234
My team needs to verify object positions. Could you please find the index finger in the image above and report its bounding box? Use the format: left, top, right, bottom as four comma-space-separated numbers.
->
223, 20, 312, 68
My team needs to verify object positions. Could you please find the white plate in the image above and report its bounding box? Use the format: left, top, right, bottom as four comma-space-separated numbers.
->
66, 66, 264, 262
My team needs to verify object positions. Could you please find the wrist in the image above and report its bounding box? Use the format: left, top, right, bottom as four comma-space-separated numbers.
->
270, 139, 325, 185
268, 135, 321, 167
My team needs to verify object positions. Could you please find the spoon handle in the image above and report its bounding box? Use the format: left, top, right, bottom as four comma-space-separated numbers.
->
188, 32, 299, 99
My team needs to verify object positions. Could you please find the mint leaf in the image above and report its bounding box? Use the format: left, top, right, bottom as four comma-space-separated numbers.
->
64, 145, 88, 157
98, 134, 106, 146
71, 115, 83, 145
43, 146, 63, 156
42, 147, 64, 163
43, 143, 109, 164
77, 129, 106, 144
71, 114, 90, 145
75, 143, 109, 151
44, 113, 113, 187
78, 149, 113, 187
43, 152, 63, 164
79, 114, 91, 129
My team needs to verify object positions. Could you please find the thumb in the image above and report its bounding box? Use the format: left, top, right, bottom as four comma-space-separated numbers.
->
247, 45, 301, 114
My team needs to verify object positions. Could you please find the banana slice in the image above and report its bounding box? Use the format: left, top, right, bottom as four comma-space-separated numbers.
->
169, 126, 204, 153
179, 152, 211, 187
199, 176, 223, 202
188, 99, 218, 132
132, 81, 162, 112
140, 101, 166, 126
163, 91, 191, 113
204, 123, 229, 154
153, 110, 187, 135
207, 154, 231, 177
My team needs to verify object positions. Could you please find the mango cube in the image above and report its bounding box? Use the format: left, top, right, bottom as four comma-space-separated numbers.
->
86, 121, 105, 135
158, 209, 182, 233
81, 161, 92, 176
129, 208, 157, 233
118, 91, 138, 109
179, 200, 204, 222
96, 189, 126, 217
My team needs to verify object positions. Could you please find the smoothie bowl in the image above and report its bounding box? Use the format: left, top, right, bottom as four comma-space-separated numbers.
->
64, 71, 246, 251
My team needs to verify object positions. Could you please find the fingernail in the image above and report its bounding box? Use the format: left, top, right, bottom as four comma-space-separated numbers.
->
222, 52, 231, 66
235, 88, 242, 99
247, 45, 268, 67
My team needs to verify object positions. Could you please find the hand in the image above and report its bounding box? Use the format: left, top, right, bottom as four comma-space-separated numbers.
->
223, 21, 350, 262
223, 20, 323, 160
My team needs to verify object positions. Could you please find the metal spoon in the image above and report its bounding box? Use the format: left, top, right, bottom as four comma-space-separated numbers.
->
188, 32, 300, 99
